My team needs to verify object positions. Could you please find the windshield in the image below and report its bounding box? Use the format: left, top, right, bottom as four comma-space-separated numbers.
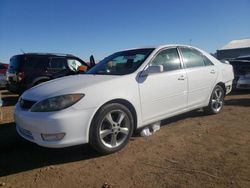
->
87, 48, 154, 75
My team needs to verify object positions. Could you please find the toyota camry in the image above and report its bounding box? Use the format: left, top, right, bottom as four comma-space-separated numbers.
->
14, 45, 234, 154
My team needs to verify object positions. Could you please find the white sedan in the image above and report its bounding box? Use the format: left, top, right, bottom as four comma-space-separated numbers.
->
14, 45, 234, 154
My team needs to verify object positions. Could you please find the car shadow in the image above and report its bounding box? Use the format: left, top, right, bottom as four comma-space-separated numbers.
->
225, 98, 250, 107
161, 109, 206, 126
0, 122, 101, 177
134, 109, 206, 137
229, 89, 250, 95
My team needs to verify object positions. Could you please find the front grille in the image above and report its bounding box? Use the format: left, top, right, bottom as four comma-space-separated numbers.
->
20, 98, 37, 109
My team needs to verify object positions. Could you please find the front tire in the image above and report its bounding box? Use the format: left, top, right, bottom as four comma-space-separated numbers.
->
89, 103, 134, 154
204, 85, 225, 115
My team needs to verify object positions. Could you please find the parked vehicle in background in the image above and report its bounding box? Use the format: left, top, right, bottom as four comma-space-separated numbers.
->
0, 63, 8, 75
228, 58, 250, 89
14, 45, 234, 154
6, 53, 90, 94
0, 63, 8, 88
234, 55, 250, 61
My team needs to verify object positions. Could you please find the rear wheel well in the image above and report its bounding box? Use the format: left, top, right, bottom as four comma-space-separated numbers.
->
217, 82, 226, 94
93, 99, 138, 131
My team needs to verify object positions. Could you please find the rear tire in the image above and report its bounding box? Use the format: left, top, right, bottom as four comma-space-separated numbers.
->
89, 103, 134, 154
204, 85, 225, 115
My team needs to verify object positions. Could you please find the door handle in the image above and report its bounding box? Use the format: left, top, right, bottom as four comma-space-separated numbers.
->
178, 75, 185, 80
210, 70, 216, 74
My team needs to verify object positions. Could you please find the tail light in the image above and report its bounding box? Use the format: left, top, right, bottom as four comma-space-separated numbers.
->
17, 72, 25, 81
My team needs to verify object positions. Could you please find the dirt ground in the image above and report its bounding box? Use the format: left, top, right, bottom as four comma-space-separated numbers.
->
0, 89, 250, 188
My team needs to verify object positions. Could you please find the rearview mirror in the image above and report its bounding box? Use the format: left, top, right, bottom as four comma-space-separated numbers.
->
141, 65, 164, 77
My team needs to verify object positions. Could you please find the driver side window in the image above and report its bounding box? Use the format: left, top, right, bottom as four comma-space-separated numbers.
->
150, 48, 182, 72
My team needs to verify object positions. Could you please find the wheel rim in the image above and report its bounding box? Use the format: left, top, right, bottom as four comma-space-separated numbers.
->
211, 87, 223, 112
99, 110, 130, 148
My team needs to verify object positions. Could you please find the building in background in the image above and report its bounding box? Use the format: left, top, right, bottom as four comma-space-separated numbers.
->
217, 38, 250, 60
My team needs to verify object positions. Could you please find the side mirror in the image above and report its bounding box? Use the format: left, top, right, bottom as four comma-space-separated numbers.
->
90, 55, 95, 68
141, 65, 164, 77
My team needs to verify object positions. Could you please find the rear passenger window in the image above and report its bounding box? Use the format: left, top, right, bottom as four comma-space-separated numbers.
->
50, 58, 67, 70
150, 48, 182, 72
25, 56, 49, 69
180, 48, 205, 68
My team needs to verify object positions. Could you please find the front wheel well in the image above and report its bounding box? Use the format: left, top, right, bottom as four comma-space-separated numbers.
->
93, 99, 138, 131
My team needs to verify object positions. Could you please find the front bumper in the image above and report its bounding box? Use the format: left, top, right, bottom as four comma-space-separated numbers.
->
14, 103, 96, 148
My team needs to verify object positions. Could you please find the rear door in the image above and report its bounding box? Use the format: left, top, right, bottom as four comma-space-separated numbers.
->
24, 56, 49, 77
179, 47, 218, 108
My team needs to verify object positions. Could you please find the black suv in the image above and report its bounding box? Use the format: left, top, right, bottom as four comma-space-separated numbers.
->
6, 53, 90, 94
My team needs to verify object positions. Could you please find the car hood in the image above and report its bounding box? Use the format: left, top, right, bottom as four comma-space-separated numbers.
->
22, 74, 119, 101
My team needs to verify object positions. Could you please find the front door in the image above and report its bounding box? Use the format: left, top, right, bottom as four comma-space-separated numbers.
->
138, 48, 188, 122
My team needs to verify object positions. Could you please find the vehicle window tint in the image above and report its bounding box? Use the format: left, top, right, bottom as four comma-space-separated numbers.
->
50, 58, 67, 70
203, 55, 214, 66
150, 48, 181, 71
180, 48, 205, 68
67, 59, 83, 72
110, 54, 145, 72
9, 56, 22, 70
87, 48, 154, 75
25, 56, 49, 69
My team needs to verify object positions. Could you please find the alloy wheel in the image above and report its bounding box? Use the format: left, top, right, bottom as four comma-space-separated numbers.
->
99, 109, 130, 148
211, 87, 224, 113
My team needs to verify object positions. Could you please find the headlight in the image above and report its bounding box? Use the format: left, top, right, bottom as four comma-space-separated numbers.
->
31, 94, 84, 112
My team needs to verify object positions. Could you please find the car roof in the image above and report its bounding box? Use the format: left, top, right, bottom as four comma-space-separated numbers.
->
122, 44, 195, 51
16, 53, 76, 58
11, 53, 87, 63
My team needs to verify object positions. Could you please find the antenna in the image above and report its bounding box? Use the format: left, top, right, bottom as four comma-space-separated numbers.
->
20, 48, 25, 54
189, 39, 192, 46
